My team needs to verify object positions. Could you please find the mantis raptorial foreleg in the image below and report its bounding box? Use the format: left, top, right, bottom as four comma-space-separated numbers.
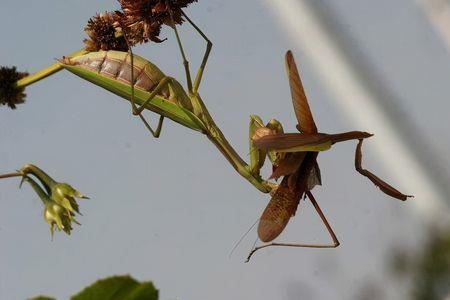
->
122, 27, 166, 138
246, 191, 339, 262
249, 115, 267, 175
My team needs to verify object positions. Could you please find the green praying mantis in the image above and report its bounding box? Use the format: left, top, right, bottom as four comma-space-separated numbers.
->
1, 8, 412, 259
16, 10, 273, 194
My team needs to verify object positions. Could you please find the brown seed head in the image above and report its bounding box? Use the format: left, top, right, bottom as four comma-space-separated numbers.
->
118, 0, 198, 44
0, 66, 28, 109
84, 11, 129, 51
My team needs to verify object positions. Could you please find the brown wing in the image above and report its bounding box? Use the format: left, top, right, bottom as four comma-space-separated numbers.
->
258, 152, 318, 243
306, 162, 322, 191
253, 131, 373, 151
285, 50, 317, 134
269, 153, 306, 179
253, 133, 330, 150
257, 175, 302, 242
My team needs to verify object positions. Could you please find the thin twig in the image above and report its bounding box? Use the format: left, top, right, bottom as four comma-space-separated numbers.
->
0, 172, 22, 180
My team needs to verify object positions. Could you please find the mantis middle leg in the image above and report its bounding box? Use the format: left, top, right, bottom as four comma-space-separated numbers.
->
246, 191, 340, 262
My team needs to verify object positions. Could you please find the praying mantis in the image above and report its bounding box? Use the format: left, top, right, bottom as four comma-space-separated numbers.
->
245, 51, 412, 261
1, 5, 412, 259
11, 11, 274, 194
59, 11, 277, 194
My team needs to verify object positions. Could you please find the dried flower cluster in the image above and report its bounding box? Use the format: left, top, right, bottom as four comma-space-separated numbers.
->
83, 0, 198, 51
84, 12, 128, 52
0, 66, 28, 109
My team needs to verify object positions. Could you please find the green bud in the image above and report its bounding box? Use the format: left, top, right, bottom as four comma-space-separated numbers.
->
44, 200, 74, 237
19, 164, 55, 193
20, 164, 88, 215
51, 183, 89, 214
23, 176, 78, 238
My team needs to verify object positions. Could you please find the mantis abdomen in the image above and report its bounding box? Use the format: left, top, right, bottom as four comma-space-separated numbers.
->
62, 50, 192, 110
257, 176, 302, 242
257, 152, 318, 243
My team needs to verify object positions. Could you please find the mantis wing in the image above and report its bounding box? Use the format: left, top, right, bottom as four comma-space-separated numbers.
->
270, 153, 306, 179
253, 132, 332, 152
307, 162, 322, 191
253, 131, 373, 152
285, 50, 318, 134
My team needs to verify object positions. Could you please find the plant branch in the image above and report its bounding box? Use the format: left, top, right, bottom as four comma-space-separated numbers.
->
15, 48, 88, 89
0, 172, 22, 180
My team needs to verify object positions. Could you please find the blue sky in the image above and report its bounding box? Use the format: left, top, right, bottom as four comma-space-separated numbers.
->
1, 0, 449, 299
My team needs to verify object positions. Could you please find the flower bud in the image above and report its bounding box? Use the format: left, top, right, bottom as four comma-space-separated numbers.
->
44, 200, 74, 237
20, 164, 88, 215
23, 176, 78, 238
51, 183, 89, 214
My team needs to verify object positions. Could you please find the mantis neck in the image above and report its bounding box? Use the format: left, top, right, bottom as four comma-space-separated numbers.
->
189, 93, 273, 193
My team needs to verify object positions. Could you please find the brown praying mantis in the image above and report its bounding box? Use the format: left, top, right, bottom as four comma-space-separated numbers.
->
245, 51, 413, 261
0, 5, 412, 258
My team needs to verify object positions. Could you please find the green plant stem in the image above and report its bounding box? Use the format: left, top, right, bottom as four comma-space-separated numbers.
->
191, 94, 274, 193
23, 176, 51, 204
0, 172, 22, 180
20, 164, 56, 187
15, 48, 88, 89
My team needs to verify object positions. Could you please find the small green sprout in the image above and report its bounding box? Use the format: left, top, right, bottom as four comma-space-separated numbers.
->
52, 182, 89, 215
23, 176, 77, 237
0, 164, 88, 238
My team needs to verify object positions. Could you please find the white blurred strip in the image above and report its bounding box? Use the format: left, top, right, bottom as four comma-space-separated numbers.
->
263, 0, 447, 219
417, 0, 450, 51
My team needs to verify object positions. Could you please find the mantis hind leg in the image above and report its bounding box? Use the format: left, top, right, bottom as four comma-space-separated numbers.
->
181, 11, 213, 93
121, 27, 166, 138
171, 22, 193, 92
246, 191, 339, 262
171, 11, 212, 93
129, 76, 172, 138
137, 114, 164, 138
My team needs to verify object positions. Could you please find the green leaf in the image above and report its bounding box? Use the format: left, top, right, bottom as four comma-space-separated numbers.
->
29, 297, 56, 300
71, 275, 158, 300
